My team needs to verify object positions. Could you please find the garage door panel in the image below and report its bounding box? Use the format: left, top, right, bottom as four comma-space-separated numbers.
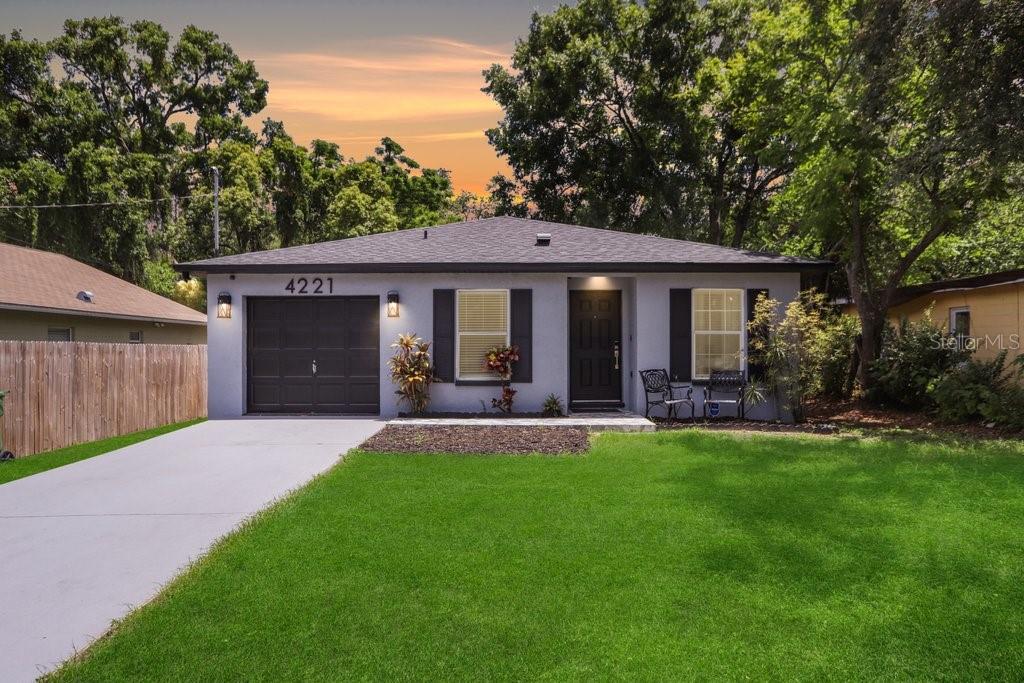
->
283, 299, 314, 322
282, 324, 315, 349
317, 324, 347, 349
251, 326, 280, 349
346, 349, 379, 376
247, 297, 379, 414
250, 299, 281, 320
281, 383, 314, 407
249, 383, 280, 409
348, 381, 379, 405
315, 354, 346, 378
317, 299, 347, 319
281, 352, 314, 378
314, 382, 347, 406
250, 350, 281, 378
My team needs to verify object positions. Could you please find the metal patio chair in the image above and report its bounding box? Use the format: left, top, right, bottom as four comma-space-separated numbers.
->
703, 369, 746, 419
640, 369, 695, 420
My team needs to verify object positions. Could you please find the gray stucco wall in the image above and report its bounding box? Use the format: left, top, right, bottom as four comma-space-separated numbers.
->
206, 271, 800, 419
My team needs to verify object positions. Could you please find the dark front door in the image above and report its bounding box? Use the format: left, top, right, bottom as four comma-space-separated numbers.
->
569, 290, 622, 407
247, 296, 380, 414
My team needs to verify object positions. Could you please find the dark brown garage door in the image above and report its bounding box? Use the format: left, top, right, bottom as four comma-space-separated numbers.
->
247, 297, 380, 414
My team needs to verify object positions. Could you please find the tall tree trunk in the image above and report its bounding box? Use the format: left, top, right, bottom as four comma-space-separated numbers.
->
707, 138, 733, 245
731, 158, 760, 248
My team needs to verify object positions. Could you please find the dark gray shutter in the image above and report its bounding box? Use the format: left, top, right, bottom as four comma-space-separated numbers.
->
669, 288, 692, 382
510, 289, 532, 383
433, 289, 455, 382
746, 288, 770, 381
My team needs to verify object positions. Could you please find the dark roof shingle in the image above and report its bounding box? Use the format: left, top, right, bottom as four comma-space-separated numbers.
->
178, 217, 828, 274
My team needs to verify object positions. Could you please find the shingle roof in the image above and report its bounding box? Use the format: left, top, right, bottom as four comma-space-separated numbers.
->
177, 217, 829, 274
0, 242, 207, 325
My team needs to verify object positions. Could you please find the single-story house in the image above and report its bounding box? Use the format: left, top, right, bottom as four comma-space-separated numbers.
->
0, 242, 206, 344
841, 268, 1023, 364
177, 217, 827, 419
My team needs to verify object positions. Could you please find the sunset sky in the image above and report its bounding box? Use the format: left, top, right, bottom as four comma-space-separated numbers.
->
2, 0, 563, 193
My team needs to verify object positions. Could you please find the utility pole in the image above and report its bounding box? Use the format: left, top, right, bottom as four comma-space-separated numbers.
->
211, 166, 221, 256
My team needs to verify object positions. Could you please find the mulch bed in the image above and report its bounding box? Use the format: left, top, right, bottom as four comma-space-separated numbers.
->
397, 412, 554, 419
360, 425, 589, 454
656, 399, 1024, 441
653, 417, 840, 435
804, 397, 1023, 441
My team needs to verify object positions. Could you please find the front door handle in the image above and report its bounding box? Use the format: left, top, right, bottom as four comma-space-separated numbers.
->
613, 341, 620, 370
312, 359, 318, 377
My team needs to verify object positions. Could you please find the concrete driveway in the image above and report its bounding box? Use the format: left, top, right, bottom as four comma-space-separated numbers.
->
0, 417, 383, 681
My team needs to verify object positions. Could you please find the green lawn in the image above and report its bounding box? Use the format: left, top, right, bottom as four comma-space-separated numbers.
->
50, 431, 1024, 680
0, 419, 204, 486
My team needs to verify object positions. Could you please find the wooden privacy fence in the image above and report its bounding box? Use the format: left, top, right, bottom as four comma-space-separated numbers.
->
0, 341, 207, 456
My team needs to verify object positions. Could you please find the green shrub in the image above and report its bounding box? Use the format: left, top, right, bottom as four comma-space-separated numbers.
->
814, 314, 861, 398
747, 290, 860, 420
982, 382, 1024, 431
869, 314, 970, 408
542, 394, 564, 417
930, 352, 1024, 430
928, 351, 1009, 423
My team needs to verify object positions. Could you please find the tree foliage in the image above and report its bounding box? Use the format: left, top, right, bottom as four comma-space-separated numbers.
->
0, 18, 461, 295
486, 0, 1024, 386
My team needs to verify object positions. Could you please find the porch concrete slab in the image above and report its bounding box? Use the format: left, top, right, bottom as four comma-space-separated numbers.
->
390, 413, 655, 432
0, 417, 384, 682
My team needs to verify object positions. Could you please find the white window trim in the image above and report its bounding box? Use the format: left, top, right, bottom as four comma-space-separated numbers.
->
691, 288, 746, 381
128, 330, 144, 344
455, 288, 511, 381
949, 306, 970, 336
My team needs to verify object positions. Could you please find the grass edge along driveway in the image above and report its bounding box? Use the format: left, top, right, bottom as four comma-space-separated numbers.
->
0, 418, 204, 486
48, 430, 1024, 681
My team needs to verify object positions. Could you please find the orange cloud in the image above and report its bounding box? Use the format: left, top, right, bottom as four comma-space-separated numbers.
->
253, 36, 512, 192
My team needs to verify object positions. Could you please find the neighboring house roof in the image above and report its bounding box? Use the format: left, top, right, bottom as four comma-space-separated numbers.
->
890, 268, 1024, 307
177, 217, 830, 274
0, 242, 207, 325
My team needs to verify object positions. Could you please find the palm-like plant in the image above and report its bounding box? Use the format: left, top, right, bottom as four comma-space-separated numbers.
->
388, 333, 435, 414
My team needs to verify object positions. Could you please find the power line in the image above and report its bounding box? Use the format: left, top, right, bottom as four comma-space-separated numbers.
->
0, 192, 214, 211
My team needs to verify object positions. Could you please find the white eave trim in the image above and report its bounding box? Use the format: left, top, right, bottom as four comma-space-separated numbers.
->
926, 278, 1024, 295
0, 302, 207, 326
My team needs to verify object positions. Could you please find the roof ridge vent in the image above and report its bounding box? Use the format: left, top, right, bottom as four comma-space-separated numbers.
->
535, 232, 552, 246
77, 290, 95, 303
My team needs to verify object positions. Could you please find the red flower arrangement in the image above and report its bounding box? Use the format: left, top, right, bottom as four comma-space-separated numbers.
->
485, 344, 520, 412
484, 344, 520, 381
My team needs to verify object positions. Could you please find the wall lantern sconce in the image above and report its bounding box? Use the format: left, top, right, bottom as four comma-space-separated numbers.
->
217, 292, 232, 319
386, 291, 400, 318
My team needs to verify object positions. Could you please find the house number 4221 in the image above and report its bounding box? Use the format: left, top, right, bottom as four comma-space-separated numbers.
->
285, 277, 333, 294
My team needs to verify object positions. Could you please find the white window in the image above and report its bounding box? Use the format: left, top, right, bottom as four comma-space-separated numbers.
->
693, 288, 744, 380
128, 330, 144, 344
47, 327, 73, 342
456, 289, 509, 380
949, 307, 970, 337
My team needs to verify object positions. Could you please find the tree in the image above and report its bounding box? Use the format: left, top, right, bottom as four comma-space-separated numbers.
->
324, 162, 398, 238
484, 0, 708, 236
52, 17, 267, 156
486, 175, 528, 218
261, 120, 311, 247
755, 0, 1024, 386
0, 18, 270, 281
483, 0, 791, 242
371, 137, 457, 227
